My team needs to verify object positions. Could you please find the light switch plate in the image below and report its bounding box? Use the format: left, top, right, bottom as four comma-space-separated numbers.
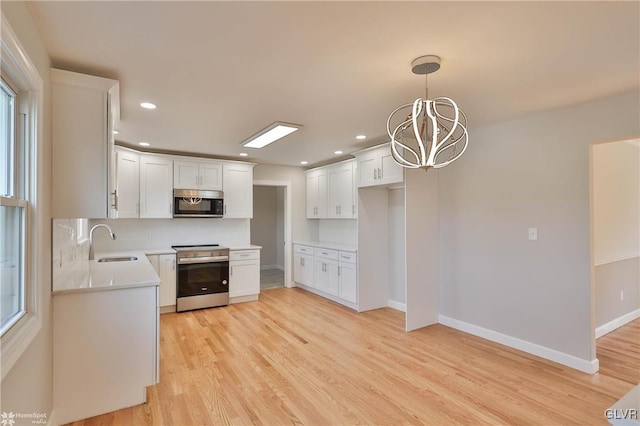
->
528, 227, 538, 241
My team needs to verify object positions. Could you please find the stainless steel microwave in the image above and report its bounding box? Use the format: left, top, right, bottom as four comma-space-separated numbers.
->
173, 189, 224, 218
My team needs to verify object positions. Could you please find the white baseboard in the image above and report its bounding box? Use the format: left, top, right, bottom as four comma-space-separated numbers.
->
595, 308, 640, 339
387, 299, 406, 312
439, 315, 599, 374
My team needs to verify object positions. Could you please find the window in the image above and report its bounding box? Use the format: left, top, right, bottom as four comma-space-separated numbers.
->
1, 76, 27, 335
1, 13, 44, 380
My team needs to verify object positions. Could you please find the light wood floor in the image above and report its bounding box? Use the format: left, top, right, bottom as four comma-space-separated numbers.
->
69, 288, 639, 425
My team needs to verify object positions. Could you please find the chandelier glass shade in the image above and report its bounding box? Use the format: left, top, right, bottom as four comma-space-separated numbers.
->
387, 56, 469, 170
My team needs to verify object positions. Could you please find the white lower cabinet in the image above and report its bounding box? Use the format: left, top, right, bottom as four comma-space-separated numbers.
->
229, 249, 260, 300
294, 243, 357, 308
147, 253, 177, 311
339, 252, 357, 303
53, 285, 158, 425
294, 245, 315, 287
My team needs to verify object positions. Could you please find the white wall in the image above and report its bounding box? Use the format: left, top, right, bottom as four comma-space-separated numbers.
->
1, 1, 53, 419
438, 90, 640, 365
593, 140, 640, 265
318, 219, 357, 246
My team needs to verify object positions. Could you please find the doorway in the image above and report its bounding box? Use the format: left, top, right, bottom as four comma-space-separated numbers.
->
252, 180, 292, 290
590, 138, 640, 349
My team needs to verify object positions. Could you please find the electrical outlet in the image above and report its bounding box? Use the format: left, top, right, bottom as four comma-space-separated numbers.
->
620, 290, 624, 301
528, 227, 538, 241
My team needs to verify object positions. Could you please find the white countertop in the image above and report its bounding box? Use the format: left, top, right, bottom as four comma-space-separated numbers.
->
294, 241, 357, 252
228, 244, 262, 250
52, 251, 160, 295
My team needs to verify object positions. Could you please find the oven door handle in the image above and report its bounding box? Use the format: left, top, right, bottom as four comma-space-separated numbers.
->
178, 256, 229, 264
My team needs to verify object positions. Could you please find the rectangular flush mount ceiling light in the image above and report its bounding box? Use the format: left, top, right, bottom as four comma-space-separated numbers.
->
241, 121, 302, 148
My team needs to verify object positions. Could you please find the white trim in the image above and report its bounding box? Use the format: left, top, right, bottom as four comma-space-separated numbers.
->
594, 253, 639, 267
253, 180, 292, 288
1, 12, 45, 381
387, 299, 406, 312
439, 315, 599, 374
595, 308, 640, 339
46, 410, 56, 426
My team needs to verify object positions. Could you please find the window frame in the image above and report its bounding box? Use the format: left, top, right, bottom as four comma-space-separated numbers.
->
1, 12, 44, 380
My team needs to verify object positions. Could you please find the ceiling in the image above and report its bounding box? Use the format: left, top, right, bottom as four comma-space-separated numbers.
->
28, 1, 640, 167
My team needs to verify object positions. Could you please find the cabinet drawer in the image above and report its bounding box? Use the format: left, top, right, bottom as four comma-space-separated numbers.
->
314, 248, 338, 260
338, 251, 357, 264
230, 250, 259, 261
294, 245, 314, 255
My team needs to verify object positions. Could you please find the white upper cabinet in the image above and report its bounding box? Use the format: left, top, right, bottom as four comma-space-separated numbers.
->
51, 69, 119, 218
140, 155, 174, 218
222, 163, 254, 218
328, 161, 356, 218
306, 168, 327, 218
113, 147, 139, 218
306, 159, 356, 219
173, 160, 222, 190
354, 143, 403, 188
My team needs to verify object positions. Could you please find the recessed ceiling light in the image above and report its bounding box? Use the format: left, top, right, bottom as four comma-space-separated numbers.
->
113, 130, 119, 135
300, 161, 308, 165
139, 142, 150, 147
334, 150, 343, 155
140, 102, 157, 109
356, 135, 366, 140
239, 153, 248, 157
240, 121, 302, 149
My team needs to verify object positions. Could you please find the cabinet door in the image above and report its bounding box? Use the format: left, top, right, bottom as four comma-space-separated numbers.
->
294, 254, 314, 287
140, 155, 174, 218
222, 164, 253, 218
51, 70, 118, 218
339, 262, 357, 303
230, 260, 260, 297
316, 171, 328, 218
306, 173, 319, 218
326, 260, 339, 296
314, 259, 329, 291
159, 254, 176, 307
379, 150, 404, 185
173, 160, 200, 189
357, 154, 378, 188
199, 162, 222, 190
328, 162, 354, 218
115, 148, 139, 218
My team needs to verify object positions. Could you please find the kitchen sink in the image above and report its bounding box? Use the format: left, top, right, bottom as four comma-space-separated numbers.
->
97, 256, 138, 263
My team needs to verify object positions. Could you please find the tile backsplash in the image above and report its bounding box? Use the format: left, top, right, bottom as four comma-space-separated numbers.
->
52, 218, 89, 274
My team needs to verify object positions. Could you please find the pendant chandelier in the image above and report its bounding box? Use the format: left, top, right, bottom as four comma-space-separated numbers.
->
387, 55, 469, 170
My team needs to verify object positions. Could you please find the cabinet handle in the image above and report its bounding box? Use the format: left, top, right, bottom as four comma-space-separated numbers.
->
173, 259, 176, 270
374, 169, 377, 179
302, 258, 304, 266
240, 253, 249, 257
230, 266, 233, 276
352, 205, 355, 214
111, 190, 118, 211
378, 168, 382, 179
224, 205, 227, 215
338, 266, 341, 276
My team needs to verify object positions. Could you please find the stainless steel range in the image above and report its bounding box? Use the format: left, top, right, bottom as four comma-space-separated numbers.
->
172, 244, 229, 312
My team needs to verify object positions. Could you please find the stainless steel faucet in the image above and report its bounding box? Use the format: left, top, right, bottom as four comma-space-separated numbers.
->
88, 224, 117, 260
